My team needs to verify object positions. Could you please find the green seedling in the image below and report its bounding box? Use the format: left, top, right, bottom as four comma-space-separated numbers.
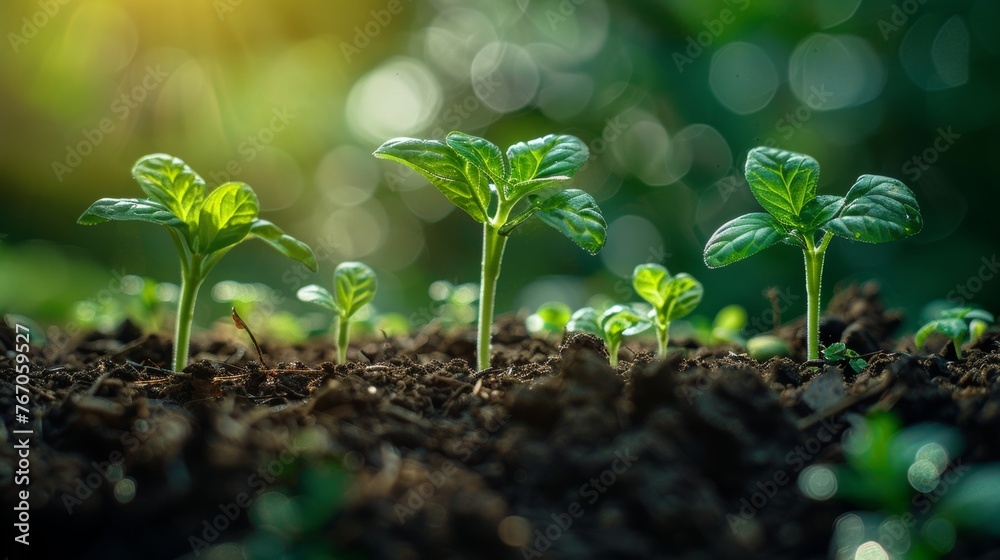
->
746, 334, 791, 360
688, 304, 747, 346
428, 280, 479, 328
704, 147, 922, 361
823, 342, 867, 373
799, 411, 1000, 559
632, 263, 702, 357
78, 154, 317, 372
375, 132, 606, 370
297, 261, 377, 364
915, 306, 993, 360
568, 304, 651, 367
526, 301, 573, 337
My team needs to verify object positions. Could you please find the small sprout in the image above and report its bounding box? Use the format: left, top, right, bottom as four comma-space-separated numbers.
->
298, 262, 377, 364
632, 263, 703, 358
915, 307, 994, 360
428, 280, 479, 328
375, 132, 606, 370
526, 301, 572, 336
568, 304, 651, 367
746, 334, 791, 360
704, 147, 922, 361
232, 307, 266, 368
689, 304, 748, 346
822, 342, 867, 373
78, 154, 317, 371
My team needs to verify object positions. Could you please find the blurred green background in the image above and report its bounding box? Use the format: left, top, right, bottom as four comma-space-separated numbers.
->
1, 0, 997, 339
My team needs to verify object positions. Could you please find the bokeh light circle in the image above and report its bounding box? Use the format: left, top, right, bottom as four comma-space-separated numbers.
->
710, 42, 779, 115
346, 58, 442, 144
789, 34, 884, 110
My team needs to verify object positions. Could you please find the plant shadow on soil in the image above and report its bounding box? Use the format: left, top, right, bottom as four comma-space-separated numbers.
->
1, 283, 999, 559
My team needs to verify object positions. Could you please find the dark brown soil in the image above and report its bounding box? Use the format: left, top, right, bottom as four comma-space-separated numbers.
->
2, 284, 999, 559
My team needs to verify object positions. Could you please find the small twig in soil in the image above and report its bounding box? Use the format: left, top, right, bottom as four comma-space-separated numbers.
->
232, 307, 268, 369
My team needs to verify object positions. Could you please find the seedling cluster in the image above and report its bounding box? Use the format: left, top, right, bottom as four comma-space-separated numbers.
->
72, 141, 992, 376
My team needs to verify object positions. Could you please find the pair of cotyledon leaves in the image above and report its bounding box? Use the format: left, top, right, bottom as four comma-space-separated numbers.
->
704, 147, 923, 267
374, 131, 606, 254
78, 154, 317, 270
297, 261, 377, 320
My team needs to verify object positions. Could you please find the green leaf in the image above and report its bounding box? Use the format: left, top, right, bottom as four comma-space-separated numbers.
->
823, 342, 847, 360
334, 261, 377, 319
530, 189, 606, 254
374, 138, 489, 222
962, 309, 994, 323
704, 213, 789, 268
713, 305, 747, 333
77, 198, 187, 231
196, 183, 259, 253
298, 284, 339, 313
915, 318, 968, 350
744, 147, 819, 227
131, 154, 206, 226
445, 132, 507, 183
970, 319, 989, 344
825, 175, 922, 243
567, 307, 601, 336
527, 301, 572, 334
506, 134, 588, 187
662, 273, 703, 321
632, 263, 670, 309
249, 219, 318, 271
799, 195, 844, 231
505, 176, 571, 205
601, 304, 651, 338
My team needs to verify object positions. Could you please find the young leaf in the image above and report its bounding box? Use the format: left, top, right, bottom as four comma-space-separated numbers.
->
744, 147, 819, 227
567, 307, 601, 336
373, 138, 489, 222
445, 132, 507, 183
632, 264, 670, 309
297, 284, 339, 313
196, 183, 259, 253
77, 198, 186, 230
704, 213, 788, 268
505, 176, 571, 205
506, 134, 588, 187
249, 219, 318, 271
131, 154, 206, 226
915, 318, 968, 350
601, 304, 651, 338
529, 189, 606, 254
526, 301, 573, 334
825, 175, 923, 243
798, 195, 845, 231
334, 261, 377, 318
662, 273, 703, 321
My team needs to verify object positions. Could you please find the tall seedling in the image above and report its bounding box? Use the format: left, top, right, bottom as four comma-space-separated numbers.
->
375, 132, 606, 370
79, 154, 317, 371
704, 147, 922, 360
